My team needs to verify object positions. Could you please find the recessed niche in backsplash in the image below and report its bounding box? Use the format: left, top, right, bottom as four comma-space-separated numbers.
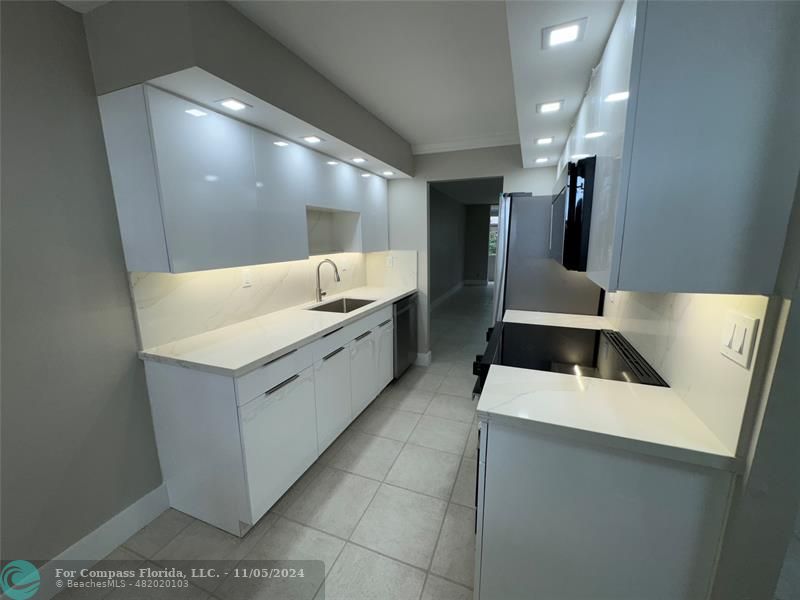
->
603, 290, 769, 453
130, 250, 417, 350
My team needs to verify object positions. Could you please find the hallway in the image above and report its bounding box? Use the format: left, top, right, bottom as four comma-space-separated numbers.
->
429, 284, 495, 378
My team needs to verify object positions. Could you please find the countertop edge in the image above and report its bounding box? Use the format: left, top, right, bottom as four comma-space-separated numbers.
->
138, 287, 417, 377
477, 409, 741, 473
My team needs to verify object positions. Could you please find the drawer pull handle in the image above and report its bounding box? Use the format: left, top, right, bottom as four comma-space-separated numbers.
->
265, 374, 300, 396
355, 330, 372, 341
323, 347, 345, 361
323, 326, 343, 338
262, 348, 296, 367
378, 319, 392, 327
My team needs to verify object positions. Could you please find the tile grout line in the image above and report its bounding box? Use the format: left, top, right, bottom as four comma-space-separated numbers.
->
275, 511, 471, 593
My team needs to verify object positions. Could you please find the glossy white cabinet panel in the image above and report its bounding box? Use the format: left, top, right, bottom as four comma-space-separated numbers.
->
375, 320, 394, 395
251, 130, 311, 264
97, 86, 172, 272
616, 0, 799, 293
146, 87, 263, 272
566, 0, 798, 294
349, 328, 378, 417
361, 176, 389, 253
477, 421, 733, 600
585, 0, 638, 290
314, 346, 352, 453
98, 85, 390, 273
239, 367, 318, 523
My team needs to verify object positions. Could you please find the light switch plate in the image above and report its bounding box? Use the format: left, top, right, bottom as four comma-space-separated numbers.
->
720, 311, 759, 369
385, 254, 394, 268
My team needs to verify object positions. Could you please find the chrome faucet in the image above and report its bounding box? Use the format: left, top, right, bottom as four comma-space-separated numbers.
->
315, 259, 341, 302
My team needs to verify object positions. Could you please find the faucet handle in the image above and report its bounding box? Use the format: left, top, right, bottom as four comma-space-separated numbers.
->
321, 291, 327, 298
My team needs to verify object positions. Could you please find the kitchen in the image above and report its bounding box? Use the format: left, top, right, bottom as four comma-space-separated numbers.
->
2, 1, 799, 600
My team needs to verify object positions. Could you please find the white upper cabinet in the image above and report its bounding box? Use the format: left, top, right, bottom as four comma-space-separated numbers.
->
98, 85, 389, 273
564, 0, 800, 294
147, 89, 267, 272
251, 131, 311, 264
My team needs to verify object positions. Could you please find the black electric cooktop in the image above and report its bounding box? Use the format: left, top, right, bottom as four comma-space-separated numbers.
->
473, 322, 668, 395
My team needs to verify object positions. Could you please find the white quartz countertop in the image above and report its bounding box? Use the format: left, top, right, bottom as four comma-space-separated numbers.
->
503, 309, 614, 330
478, 365, 738, 471
140, 286, 417, 376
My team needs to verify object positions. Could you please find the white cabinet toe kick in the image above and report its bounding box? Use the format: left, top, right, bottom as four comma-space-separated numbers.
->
143, 305, 394, 536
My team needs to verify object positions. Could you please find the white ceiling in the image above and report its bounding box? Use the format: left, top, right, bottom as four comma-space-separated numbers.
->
232, 1, 520, 156
506, 1, 621, 168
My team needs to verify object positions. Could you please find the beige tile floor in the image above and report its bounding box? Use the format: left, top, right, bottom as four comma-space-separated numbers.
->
56, 286, 495, 600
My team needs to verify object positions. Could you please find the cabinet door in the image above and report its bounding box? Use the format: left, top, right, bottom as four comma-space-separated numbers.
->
145, 87, 262, 272
349, 329, 378, 417
375, 321, 394, 395
239, 367, 317, 523
252, 130, 311, 263
314, 346, 352, 453
361, 176, 389, 252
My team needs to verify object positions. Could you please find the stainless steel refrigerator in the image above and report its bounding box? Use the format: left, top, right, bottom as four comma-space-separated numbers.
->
491, 192, 603, 323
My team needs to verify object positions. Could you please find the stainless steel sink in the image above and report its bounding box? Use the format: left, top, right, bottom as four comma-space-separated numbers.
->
307, 298, 374, 313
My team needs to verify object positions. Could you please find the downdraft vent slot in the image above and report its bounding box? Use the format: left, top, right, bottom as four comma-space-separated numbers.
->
602, 330, 668, 387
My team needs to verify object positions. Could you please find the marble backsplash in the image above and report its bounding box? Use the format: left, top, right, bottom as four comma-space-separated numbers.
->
604, 291, 769, 453
131, 250, 417, 349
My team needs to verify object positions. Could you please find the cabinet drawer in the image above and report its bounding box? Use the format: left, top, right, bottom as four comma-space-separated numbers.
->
310, 305, 393, 361
235, 345, 313, 404
239, 366, 317, 523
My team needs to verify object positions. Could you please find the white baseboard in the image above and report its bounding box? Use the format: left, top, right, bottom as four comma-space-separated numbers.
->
34, 483, 169, 600
415, 351, 432, 367
430, 282, 463, 311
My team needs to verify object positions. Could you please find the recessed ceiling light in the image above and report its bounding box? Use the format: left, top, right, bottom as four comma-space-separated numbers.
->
542, 18, 587, 48
219, 98, 248, 111
537, 101, 562, 114
326, 161, 339, 166
352, 157, 366, 164
571, 153, 591, 160
361, 173, 371, 178
584, 131, 606, 139
273, 141, 289, 147
536, 137, 553, 145
382, 171, 395, 176
185, 108, 207, 117
605, 91, 630, 103
255, 181, 264, 188
535, 157, 549, 164
303, 136, 322, 144
204, 175, 219, 182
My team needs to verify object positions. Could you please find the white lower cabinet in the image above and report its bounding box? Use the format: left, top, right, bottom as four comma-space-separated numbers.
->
239, 367, 317, 523
142, 304, 396, 536
350, 328, 378, 417
375, 320, 394, 396
314, 345, 352, 453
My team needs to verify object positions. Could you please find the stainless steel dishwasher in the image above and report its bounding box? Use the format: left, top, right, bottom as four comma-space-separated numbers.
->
393, 293, 418, 378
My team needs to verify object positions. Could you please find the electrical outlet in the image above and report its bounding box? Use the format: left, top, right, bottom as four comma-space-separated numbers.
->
241, 268, 252, 288
720, 311, 759, 369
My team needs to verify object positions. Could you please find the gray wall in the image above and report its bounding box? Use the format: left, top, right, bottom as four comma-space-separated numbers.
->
82, 1, 413, 175
464, 204, 490, 283
1, 1, 163, 561
429, 188, 466, 304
